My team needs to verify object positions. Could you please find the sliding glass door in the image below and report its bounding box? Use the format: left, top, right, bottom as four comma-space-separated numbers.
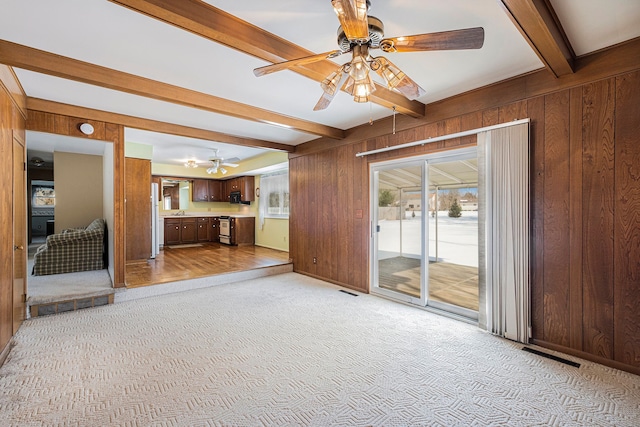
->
371, 148, 479, 319
371, 161, 426, 305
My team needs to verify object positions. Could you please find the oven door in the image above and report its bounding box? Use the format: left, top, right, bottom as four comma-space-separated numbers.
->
219, 217, 231, 244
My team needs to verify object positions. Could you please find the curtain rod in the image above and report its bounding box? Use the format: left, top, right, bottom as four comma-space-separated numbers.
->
355, 118, 530, 158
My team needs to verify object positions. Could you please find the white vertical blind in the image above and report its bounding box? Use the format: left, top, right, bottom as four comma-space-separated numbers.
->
478, 123, 530, 343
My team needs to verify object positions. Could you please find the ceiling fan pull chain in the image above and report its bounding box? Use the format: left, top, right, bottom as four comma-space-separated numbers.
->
392, 105, 396, 134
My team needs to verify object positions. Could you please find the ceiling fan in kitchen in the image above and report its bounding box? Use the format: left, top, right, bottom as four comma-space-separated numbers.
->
253, 0, 484, 110
206, 149, 239, 175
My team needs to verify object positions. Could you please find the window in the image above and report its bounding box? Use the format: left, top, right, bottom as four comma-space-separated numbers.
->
259, 170, 289, 226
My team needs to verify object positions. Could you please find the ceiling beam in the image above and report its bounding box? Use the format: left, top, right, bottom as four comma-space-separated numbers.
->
0, 39, 344, 140
499, 0, 574, 77
107, 0, 426, 118
26, 98, 295, 152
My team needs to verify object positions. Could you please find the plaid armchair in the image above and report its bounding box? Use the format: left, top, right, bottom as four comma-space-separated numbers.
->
33, 218, 106, 276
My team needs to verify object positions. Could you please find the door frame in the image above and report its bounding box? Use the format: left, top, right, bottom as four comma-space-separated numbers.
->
370, 157, 427, 306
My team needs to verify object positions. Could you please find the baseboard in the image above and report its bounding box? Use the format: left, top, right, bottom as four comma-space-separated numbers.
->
0, 339, 15, 368
530, 339, 640, 376
294, 270, 368, 294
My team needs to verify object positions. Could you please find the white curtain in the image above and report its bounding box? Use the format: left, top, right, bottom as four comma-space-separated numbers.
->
258, 171, 289, 230
478, 123, 530, 343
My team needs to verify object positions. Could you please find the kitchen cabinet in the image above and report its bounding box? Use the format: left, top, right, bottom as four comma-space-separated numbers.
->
229, 217, 255, 245
238, 176, 255, 202
223, 176, 255, 202
180, 218, 196, 243
197, 217, 209, 242
192, 179, 223, 202
164, 218, 181, 245
209, 217, 220, 242
164, 217, 197, 245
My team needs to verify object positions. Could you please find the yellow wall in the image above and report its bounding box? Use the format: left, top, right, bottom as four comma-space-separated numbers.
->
254, 175, 289, 252
54, 152, 104, 231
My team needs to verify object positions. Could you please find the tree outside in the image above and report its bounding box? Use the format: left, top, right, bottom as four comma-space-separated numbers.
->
448, 198, 462, 218
378, 189, 396, 207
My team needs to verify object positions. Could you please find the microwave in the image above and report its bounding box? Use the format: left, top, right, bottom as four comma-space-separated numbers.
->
229, 191, 249, 205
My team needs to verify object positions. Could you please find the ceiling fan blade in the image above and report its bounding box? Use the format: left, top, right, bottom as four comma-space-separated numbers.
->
313, 91, 336, 111
224, 156, 240, 163
221, 162, 239, 168
393, 74, 427, 100
332, 0, 369, 42
253, 50, 344, 77
381, 27, 485, 53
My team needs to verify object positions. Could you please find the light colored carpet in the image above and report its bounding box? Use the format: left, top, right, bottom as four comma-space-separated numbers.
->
27, 259, 113, 305
1, 273, 639, 426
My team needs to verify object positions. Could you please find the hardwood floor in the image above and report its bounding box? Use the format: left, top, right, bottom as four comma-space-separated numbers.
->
125, 244, 291, 288
378, 256, 479, 311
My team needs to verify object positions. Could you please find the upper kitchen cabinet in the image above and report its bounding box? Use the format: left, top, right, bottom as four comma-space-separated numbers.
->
192, 179, 223, 202
239, 176, 255, 202
223, 176, 254, 203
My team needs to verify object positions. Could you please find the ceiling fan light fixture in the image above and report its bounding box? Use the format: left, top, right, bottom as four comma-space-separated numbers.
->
320, 68, 344, 96
219, 167, 227, 175
342, 72, 376, 103
184, 160, 198, 168
371, 56, 406, 89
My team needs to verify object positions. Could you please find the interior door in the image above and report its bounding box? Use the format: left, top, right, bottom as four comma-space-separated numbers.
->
371, 161, 426, 306
13, 133, 26, 332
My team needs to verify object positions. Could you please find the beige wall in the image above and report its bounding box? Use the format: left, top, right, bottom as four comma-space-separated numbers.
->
54, 152, 104, 231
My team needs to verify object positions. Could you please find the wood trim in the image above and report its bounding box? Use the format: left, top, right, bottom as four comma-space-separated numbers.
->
108, 123, 127, 288
0, 65, 26, 118
0, 39, 344, 139
499, 0, 574, 77
107, 0, 425, 118
26, 98, 295, 153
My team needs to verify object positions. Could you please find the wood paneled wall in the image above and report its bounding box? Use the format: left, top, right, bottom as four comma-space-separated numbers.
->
290, 50, 640, 373
0, 66, 26, 359
27, 110, 126, 287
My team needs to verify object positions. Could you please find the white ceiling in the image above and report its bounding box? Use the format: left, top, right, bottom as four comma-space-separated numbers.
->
2, 0, 639, 168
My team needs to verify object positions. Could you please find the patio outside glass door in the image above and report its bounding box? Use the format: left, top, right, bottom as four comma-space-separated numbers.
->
371, 161, 426, 306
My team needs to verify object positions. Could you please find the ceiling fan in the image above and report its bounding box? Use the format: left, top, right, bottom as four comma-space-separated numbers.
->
206, 149, 239, 175
253, 0, 484, 111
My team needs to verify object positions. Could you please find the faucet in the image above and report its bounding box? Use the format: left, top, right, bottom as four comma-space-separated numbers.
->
176, 210, 185, 216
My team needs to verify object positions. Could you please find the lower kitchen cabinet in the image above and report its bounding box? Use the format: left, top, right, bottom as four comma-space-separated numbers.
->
197, 217, 209, 242
229, 217, 255, 245
179, 218, 196, 243
164, 218, 181, 245
164, 217, 197, 245
209, 217, 220, 242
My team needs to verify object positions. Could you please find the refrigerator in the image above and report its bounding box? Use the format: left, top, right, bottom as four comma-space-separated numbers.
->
151, 183, 160, 258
